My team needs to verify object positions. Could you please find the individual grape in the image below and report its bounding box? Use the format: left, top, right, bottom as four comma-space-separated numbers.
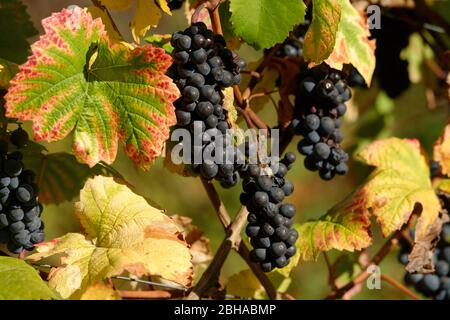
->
9, 221, 25, 233
280, 204, 296, 218
436, 260, 449, 277
253, 191, 269, 207
314, 143, 331, 160
7, 208, 24, 221
250, 248, 267, 262
246, 224, 260, 238
305, 114, 320, 131
270, 242, 287, 257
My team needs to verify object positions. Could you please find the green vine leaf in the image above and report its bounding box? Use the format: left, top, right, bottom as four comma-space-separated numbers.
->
0, 0, 38, 64
5, 6, 178, 170
325, 0, 376, 86
145, 34, 174, 53
0, 256, 57, 300
229, 0, 306, 50
27, 176, 193, 299
296, 195, 372, 261
303, 0, 342, 63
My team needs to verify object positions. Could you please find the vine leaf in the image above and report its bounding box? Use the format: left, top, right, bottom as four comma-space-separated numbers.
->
0, 256, 57, 300
80, 282, 121, 300
131, 0, 163, 43
229, 0, 306, 50
296, 195, 372, 261
155, 0, 171, 15
21, 145, 117, 204
303, 0, 341, 63
5, 6, 178, 170
0, 0, 38, 64
87, 6, 122, 42
226, 269, 266, 299
297, 138, 442, 262
325, 0, 376, 86
145, 34, 174, 53
356, 138, 441, 240
226, 269, 292, 299
433, 122, 450, 176
27, 176, 193, 299
100, 0, 171, 43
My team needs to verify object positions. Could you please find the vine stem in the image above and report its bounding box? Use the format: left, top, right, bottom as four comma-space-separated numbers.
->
323, 252, 337, 290
199, 180, 278, 299
380, 274, 421, 300
187, 205, 250, 299
325, 230, 403, 299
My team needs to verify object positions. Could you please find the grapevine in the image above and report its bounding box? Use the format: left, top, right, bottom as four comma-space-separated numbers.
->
0, 0, 447, 304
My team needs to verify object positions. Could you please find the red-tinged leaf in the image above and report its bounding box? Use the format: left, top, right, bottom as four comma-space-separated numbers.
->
5, 6, 178, 169
296, 193, 372, 261
356, 138, 441, 241
303, 0, 341, 63
325, 0, 376, 86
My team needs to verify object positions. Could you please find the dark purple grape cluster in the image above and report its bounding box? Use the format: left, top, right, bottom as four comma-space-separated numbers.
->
291, 63, 350, 180
167, 22, 246, 188
399, 222, 450, 300
167, 0, 185, 10
0, 129, 44, 254
241, 152, 298, 272
272, 21, 310, 58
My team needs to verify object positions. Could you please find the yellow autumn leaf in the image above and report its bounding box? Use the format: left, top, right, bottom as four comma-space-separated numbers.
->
356, 138, 441, 241
226, 269, 266, 299
87, 6, 122, 42
100, 0, 132, 10
131, 0, 162, 43
436, 178, 450, 194
27, 176, 192, 299
433, 122, 450, 176
296, 195, 372, 262
80, 282, 121, 300
156, 0, 172, 15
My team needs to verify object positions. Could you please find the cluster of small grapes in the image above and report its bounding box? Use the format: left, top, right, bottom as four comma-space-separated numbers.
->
0, 127, 44, 254
167, 0, 185, 11
398, 221, 450, 300
272, 21, 310, 58
167, 22, 246, 188
241, 152, 298, 272
291, 64, 350, 180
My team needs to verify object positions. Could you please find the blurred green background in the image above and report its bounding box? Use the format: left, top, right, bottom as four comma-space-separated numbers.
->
18, 0, 450, 300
